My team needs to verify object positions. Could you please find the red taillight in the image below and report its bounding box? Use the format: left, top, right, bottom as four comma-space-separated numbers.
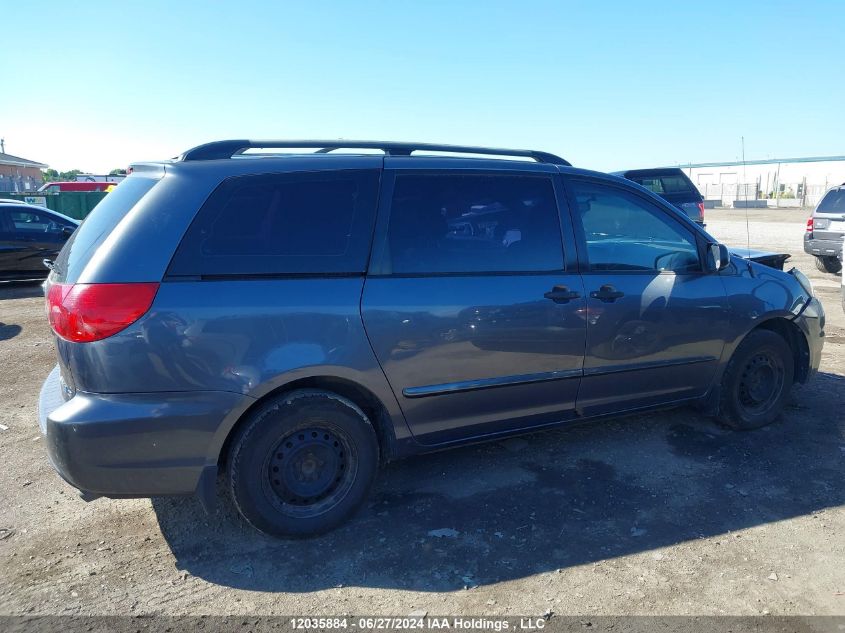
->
697, 202, 705, 221
46, 282, 159, 342
806, 218, 814, 232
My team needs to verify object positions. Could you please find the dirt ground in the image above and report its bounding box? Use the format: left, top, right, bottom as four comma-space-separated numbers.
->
0, 208, 842, 617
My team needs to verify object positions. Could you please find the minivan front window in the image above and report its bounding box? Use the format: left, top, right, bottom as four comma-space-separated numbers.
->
572, 181, 700, 273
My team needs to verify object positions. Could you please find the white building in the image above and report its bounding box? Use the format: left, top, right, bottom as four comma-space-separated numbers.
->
679, 155, 845, 208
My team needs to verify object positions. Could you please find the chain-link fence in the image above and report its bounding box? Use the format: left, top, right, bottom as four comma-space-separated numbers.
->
696, 180, 834, 209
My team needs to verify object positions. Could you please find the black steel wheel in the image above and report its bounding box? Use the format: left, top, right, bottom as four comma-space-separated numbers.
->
263, 426, 356, 517
736, 351, 785, 417
717, 329, 794, 430
228, 390, 379, 537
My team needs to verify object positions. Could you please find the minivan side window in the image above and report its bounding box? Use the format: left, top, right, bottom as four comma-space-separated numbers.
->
168, 170, 380, 276
384, 174, 564, 274
570, 180, 700, 273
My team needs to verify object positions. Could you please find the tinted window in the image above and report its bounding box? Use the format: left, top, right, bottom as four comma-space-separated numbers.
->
385, 174, 563, 274
628, 173, 696, 194
169, 170, 379, 276
571, 180, 700, 273
817, 189, 845, 213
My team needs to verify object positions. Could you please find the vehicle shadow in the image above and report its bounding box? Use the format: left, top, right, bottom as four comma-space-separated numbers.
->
152, 371, 844, 593
0, 322, 23, 341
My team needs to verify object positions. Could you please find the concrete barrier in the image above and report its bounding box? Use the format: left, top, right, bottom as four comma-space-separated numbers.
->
732, 200, 768, 209
766, 199, 803, 208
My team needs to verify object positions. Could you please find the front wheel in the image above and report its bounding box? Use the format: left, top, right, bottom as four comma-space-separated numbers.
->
717, 330, 794, 430
815, 255, 841, 274
227, 390, 379, 538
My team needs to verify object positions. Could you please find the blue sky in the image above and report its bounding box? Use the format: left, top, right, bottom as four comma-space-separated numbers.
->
2, 1, 842, 173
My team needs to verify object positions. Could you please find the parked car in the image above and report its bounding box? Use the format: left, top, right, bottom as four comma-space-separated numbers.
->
613, 167, 705, 225
804, 183, 845, 274
38, 140, 824, 538
38, 181, 114, 193
0, 202, 79, 280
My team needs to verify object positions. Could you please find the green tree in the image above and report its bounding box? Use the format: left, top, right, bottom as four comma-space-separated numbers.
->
42, 168, 59, 182
109, 168, 127, 176
59, 169, 83, 181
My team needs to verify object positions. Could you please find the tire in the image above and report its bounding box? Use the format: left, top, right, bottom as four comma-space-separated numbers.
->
227, 389, 379, 538
717, 330, 794, 430
815, 255, 842, 274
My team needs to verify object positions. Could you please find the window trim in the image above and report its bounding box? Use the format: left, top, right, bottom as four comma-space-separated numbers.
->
367, 169, 571, 277
561, 175, 707, 276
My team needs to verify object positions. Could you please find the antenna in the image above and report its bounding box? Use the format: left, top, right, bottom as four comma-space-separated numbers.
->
742, 136, 750, 253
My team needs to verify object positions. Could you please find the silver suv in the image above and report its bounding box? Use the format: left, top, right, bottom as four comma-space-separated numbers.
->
805, 184, 845, 274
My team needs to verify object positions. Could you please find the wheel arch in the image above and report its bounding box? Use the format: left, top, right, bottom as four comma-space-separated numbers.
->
753, 316, 811, 384
703, 314, 810, 418
215, 375, 403, 472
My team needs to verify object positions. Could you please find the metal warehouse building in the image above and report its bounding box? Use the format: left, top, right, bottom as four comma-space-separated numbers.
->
679, 155, 845, 208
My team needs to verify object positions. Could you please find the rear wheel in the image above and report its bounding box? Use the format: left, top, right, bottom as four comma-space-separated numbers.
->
815, 255, 841, 274
228, 389, 379, 538
717, 330, 794, 430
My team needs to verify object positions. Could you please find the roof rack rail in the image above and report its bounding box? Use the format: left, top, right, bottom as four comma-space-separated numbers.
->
179, 140, 570, 166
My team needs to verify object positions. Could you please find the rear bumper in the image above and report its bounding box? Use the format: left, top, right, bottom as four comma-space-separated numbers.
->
38, 366, 246, 498
804, 234, 843, 258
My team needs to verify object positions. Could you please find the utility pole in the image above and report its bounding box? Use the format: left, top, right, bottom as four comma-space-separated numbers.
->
0, 138, 5, 154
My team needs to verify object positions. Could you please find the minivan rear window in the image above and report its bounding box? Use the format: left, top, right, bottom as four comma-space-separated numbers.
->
53, 176, 160, 282
168, 169, 380, 277
627, 173, 696, 195
817, 189, 845, 213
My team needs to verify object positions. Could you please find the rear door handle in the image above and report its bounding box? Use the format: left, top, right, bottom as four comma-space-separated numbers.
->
590, 284, 625, 303
544, 285, 581, 304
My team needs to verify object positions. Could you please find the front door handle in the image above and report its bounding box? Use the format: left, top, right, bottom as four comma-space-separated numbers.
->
544, 285, 581, 304
590, 284, 625, 303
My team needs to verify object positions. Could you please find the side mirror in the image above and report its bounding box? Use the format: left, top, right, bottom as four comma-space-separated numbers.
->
706, 243, 730, 272
61, 226, 75, 238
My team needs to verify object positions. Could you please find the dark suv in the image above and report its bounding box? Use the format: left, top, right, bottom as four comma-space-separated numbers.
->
613, 167, 705, 225
38, 140, 824, 537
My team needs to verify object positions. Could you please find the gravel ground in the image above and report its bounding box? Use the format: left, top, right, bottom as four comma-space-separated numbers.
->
0, 208, 842, 617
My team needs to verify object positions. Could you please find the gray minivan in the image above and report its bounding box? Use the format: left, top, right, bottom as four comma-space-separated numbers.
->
38, 140, 825, 537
